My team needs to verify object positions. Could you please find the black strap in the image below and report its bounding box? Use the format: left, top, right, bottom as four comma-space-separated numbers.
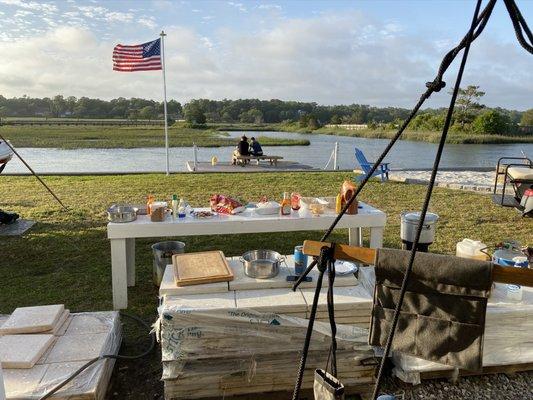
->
292, 245, 335, 400
326, 246, 337, 377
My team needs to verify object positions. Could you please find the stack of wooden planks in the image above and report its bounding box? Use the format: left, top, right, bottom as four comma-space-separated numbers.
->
158, 256, 378, 399
0, 310, 121, 400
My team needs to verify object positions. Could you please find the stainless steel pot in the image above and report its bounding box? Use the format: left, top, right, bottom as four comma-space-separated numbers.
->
400, 211, 439, 244
107, 204, 137, 223
240, 250, 285, 279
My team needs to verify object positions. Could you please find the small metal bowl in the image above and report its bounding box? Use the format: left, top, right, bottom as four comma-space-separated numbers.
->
240, 250, 285, 279
107, 204, 137, 223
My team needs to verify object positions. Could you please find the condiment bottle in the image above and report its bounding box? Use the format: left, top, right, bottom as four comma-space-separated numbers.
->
171, 194, 178, 220
178, 198, 187, 218
335, 194, 342, 214
291, 192, 301, 211
281, 192, 291, 215
146, 195, 155, 215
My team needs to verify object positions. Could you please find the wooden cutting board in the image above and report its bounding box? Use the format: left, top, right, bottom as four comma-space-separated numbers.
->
173, 251, 234, 286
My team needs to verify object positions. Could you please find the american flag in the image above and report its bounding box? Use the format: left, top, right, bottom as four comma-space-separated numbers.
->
113, 38, 162, 72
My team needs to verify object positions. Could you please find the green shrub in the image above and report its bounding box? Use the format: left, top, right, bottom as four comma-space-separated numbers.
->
473, 110, 511, 135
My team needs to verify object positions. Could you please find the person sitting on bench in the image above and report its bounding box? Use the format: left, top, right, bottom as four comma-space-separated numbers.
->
250, 137, 263, 156
232, 135, 250, 165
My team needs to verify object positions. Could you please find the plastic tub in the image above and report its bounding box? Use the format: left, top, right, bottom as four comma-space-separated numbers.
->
456, 239, 489, 261
151, 241, 186, 286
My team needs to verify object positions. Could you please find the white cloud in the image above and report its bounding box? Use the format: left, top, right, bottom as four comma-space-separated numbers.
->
105, 11, 134, 23
0, 0, 57, 12
139, 16, 157, 29
0, 13, 530, 109
227, 2, 247, 13
258, 4, 282, 11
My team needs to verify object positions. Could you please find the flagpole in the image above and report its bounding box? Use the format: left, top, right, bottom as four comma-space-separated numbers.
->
160, 30, 169, 176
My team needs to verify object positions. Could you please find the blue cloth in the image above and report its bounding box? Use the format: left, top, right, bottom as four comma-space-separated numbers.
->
251, 140, 263, 155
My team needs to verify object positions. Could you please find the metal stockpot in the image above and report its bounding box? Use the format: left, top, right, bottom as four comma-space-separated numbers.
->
240, 250, 285, 279
107, 204, 137, 223
400, 211, 439, 244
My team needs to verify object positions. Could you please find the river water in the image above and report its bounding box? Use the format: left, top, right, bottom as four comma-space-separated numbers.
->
3, 131, 532, 173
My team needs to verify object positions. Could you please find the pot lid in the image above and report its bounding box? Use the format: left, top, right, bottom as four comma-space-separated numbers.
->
401, 211, 439, 223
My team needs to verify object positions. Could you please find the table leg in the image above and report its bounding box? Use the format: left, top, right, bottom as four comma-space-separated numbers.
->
348, 227, 362, 247
110, 239, 128, 310
369, 227, 384, 249
126, 238, 136, 287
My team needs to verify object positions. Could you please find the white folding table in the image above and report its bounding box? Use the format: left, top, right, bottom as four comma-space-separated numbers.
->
107, 202, 386, 309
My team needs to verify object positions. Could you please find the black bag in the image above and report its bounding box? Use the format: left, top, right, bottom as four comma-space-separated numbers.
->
0, 210, 19, 225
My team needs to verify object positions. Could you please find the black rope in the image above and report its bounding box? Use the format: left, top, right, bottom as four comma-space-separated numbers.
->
504, 0, 533, 54
326, 253, 337, 377
292, 245, 334, 400
371, 0, 483, 398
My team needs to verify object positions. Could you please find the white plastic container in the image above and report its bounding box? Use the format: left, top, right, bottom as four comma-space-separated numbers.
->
455, 239, 489, 261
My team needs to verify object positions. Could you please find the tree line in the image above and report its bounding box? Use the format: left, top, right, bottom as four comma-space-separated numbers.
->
0, 95, 182, 120
1, 91, 531, 135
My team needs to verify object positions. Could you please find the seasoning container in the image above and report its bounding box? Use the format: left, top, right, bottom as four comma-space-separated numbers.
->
335, 194, 342, 214
150, 201, 168, 222
178, 198, 187, 218
340, 180, 358, 215
280, 192, 291, 215
171, 194, 178, 220
291, 192, 301, 211
146, 194, 155, 215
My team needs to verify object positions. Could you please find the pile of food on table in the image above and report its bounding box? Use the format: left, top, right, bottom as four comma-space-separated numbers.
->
106, 179, 360, 223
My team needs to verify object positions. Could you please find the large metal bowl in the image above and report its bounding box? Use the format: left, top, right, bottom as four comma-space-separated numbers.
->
107, 204, 137, 223
240, 250, 284, 279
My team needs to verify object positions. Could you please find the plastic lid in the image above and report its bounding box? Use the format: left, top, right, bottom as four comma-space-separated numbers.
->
401, 211, 439, 223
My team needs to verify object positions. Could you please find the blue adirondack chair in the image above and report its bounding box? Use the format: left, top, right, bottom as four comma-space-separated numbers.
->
354, 147, 391, 182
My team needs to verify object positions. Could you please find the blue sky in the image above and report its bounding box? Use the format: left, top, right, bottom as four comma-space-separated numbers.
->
0, 0, 531, 109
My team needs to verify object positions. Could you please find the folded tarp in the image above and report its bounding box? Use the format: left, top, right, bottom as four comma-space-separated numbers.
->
369, 248, 493, 371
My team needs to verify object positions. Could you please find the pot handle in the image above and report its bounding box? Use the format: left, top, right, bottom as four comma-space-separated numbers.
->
239, 256, 245, 264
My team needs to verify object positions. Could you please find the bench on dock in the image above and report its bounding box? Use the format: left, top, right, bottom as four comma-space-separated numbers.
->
233, 154, 283, 166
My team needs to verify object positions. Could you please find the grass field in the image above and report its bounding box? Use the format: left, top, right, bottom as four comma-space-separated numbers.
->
1, 172, 531, 398
0, 124, 309, 149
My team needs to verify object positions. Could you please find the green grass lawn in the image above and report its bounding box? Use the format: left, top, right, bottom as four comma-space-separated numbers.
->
0, 125, 309, 149
1, 172, 531, 398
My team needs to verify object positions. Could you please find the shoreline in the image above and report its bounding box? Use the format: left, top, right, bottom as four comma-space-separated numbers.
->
5, 168, 501, 194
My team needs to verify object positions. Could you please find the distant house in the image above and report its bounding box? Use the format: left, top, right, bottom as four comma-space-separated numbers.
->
325, 123, 368, 130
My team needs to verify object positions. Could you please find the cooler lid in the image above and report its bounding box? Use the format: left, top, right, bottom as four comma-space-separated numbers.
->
402, 211, 439, 224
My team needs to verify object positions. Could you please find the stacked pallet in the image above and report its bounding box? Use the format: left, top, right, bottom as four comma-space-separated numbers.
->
0, 310, 121, 400
301, 285, 373, 328
158, 259, 378, 400
392, 283, 533, 384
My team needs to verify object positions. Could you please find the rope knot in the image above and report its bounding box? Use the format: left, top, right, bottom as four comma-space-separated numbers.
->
426, 79, 446, 93
317, 245, 335, 273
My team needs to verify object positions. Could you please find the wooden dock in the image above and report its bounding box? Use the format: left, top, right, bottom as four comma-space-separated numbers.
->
186, 161, 316, 173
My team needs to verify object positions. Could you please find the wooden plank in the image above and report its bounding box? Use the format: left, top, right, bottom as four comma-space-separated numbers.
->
418, 362, 533, 381
303, 240, 533, 287
173, 251, 234, 286
302, 240, 376, 265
